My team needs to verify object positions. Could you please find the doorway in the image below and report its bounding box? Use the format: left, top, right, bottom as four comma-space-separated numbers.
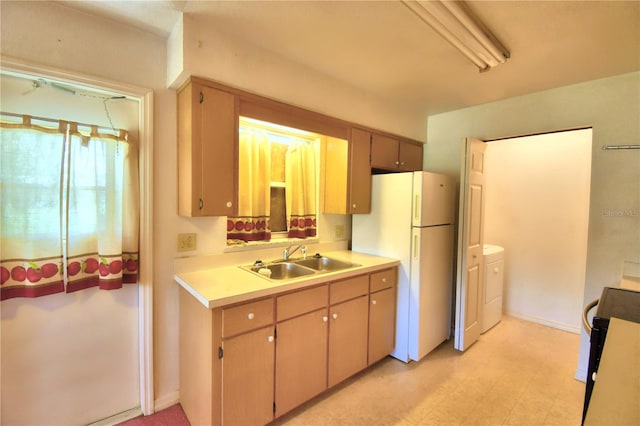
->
483, 129, 592, 333
0, 63, 153, 424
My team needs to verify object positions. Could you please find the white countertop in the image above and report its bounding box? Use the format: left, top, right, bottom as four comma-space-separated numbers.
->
175, 249, 400, 309
584, 317, 640, 426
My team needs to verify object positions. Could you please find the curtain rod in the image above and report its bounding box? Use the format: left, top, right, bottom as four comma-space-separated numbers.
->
0, 111, 125, 136
602, 144, 640, 150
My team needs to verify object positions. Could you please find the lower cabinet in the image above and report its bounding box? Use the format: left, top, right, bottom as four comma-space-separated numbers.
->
368, 286, 396, 364
328, 295, 369, 387
275, 308, 328, 416
221, 326, 275, 426
179, 267, 397, 426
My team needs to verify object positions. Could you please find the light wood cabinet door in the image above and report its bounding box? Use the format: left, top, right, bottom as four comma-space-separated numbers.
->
177, 80, 238, 217
368, 286, 397, 365
348, 128, 372, 213
371, 133, 399, 170
275, 308, 328, 417
221, 326, 275, 426
370, 133, 423, 172
328, 295, 369, 387
398, 140, 423, 171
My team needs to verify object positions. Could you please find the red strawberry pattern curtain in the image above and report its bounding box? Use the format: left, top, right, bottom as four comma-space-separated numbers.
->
285, 140, 317, 238
0, 115, 139, 300
227, 129, 272, 242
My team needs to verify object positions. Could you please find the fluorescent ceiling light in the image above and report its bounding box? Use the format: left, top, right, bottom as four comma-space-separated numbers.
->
402, 0, 510, 72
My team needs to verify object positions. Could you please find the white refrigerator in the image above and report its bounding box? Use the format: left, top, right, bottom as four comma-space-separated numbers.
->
352, 171, 456, 362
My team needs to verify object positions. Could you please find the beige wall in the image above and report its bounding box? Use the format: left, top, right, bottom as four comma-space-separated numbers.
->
484, 130, 592, 333
171, 14, 428, 141
0, 1, 427, 418
425, 72, 640, 380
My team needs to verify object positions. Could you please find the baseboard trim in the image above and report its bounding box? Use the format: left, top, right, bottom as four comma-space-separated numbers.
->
87, 407, 142, 426
575, 367, 587, 383
155, 391, 180, 412
505, 310, 581, 334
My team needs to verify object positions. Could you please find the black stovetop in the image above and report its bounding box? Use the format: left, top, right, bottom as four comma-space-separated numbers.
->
594, 287, 640, 324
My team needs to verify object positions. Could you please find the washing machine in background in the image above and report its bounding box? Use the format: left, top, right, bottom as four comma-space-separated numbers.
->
482, 244, 505, 333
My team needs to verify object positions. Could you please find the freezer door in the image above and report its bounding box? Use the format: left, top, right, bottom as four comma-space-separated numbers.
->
412, 172, 456, 227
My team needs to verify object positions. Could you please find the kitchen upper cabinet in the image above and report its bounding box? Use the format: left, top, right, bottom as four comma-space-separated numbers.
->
348, 128, 373, 213
323, 128, 371, 214
177, 79, 238, 217
371, 133, 423, 172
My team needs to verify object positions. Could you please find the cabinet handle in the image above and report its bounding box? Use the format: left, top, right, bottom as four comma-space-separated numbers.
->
352, 203, 357, 209
400, 161, 405, 166
199, 198, 204, 210
381, 277, 387, 283
267, 336, 274, 343
247, 313, 255, 320
372, 300, 377, 305
226, 201, 232, 208
322, 316, 328, 322
395, 160, 400, 165
332, 313, 338, 320
494, 267, 500, 273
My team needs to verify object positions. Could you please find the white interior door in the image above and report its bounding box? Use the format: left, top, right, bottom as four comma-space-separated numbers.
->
454, 138, 486, 351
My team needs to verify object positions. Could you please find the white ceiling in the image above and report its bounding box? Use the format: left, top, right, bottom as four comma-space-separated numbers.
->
58, 0, 640, 116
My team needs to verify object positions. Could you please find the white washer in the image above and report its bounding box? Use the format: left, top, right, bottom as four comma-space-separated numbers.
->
482, 244, 505, 333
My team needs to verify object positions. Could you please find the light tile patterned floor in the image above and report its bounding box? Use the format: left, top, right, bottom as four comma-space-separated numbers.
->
273, 316, 585, 426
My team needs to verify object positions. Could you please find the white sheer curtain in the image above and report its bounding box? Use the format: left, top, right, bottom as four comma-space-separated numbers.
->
65, 124, 139, 292
0, 120, 66, 298
0, 115, 139, 300
286, 138, 317, 238
227, 129, 272, 242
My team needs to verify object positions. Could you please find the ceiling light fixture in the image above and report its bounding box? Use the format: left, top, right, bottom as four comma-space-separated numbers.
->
401, 0, 510, 72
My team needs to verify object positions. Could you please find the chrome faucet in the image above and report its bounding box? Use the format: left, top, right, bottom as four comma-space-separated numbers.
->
283, 244, 306, 260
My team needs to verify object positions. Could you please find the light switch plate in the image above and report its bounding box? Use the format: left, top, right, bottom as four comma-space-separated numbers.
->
177, 233, 197, 252
334, 225, 345, 239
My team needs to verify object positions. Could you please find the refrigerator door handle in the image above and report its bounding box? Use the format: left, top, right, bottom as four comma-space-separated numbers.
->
414, 195, 420, 222
413, 234, 419, 260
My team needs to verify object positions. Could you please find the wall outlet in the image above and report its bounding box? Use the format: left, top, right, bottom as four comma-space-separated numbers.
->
177, 233, 197, 252
334, 225, 345, 239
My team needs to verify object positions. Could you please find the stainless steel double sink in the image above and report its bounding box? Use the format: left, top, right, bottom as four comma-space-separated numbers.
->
241, 255, 359, 281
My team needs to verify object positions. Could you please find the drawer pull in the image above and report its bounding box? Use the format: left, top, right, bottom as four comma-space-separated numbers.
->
322, 316, 328, 322
372, 300, 377, 305
267, 336, 274, 343
332, 313, 338, 320
381, 277, 387, 283
247, 313, 255, 320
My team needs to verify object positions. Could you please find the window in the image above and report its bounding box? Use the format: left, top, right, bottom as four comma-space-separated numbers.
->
226, 117, 320, 243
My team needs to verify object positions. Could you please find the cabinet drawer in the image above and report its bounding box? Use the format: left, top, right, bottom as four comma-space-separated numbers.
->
330, 275, 369, 305
277, 285, 328, 322
222, 298, 274, 338
370, 268, 397, 293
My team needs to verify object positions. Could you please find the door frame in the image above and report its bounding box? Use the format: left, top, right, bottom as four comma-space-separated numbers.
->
1, 56, 155, 415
